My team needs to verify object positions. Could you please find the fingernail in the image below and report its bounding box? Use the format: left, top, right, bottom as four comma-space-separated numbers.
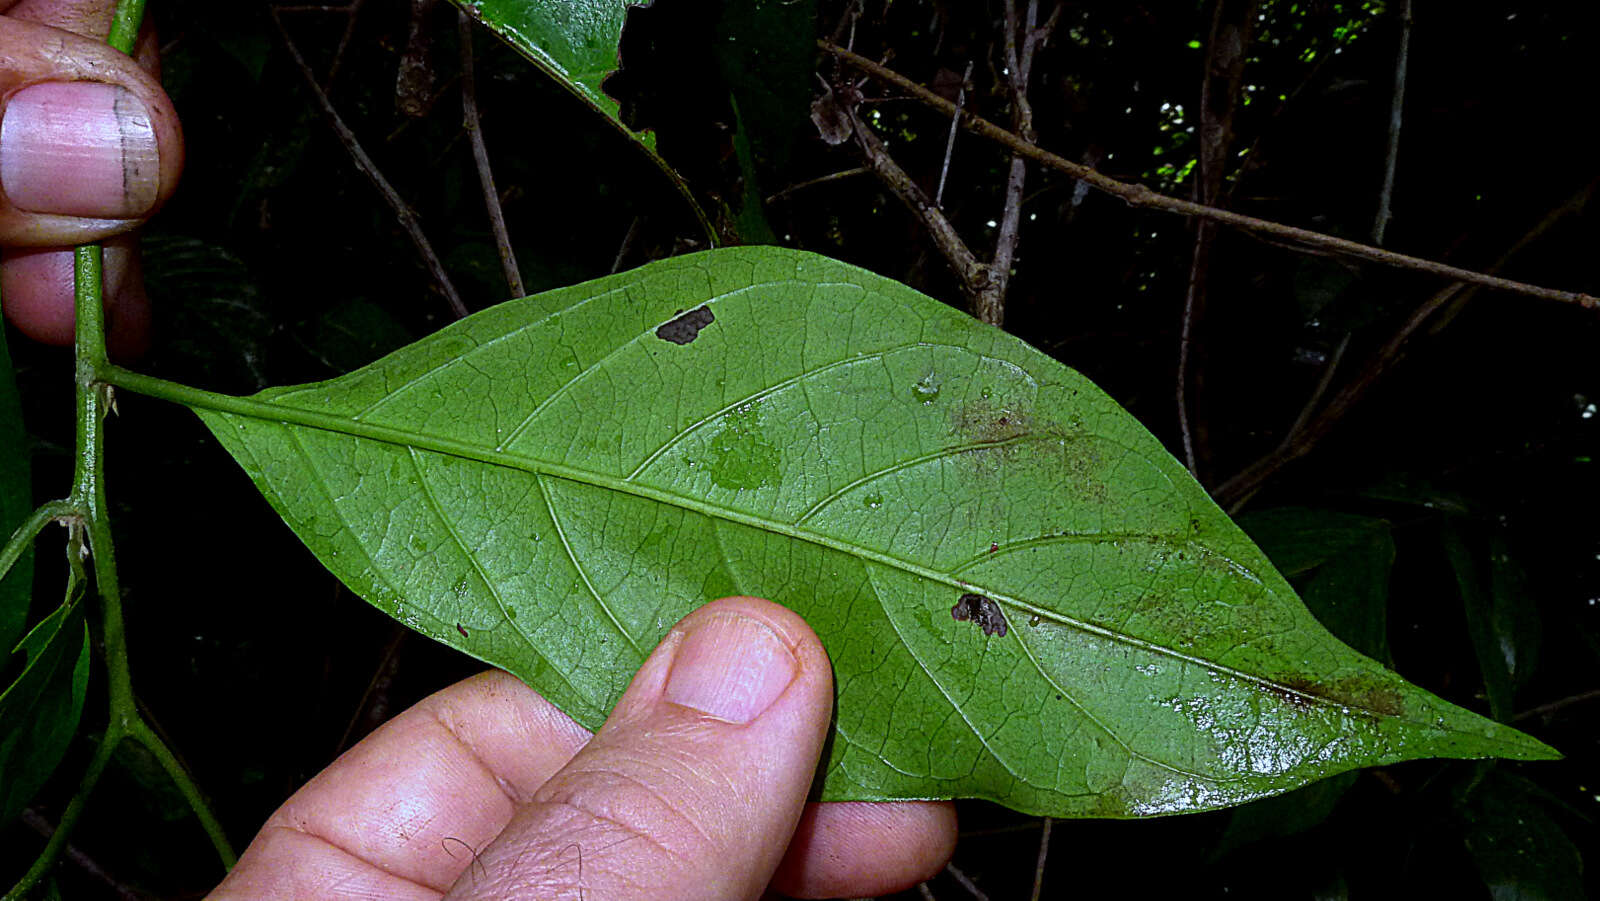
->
1, 82, 159, 219
664, 612, 797, 724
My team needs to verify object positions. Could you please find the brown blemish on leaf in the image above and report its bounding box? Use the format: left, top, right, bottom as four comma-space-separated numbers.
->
1274, 675, 1406, 719
655, 306, 715, 345
952, 592, 1008, 637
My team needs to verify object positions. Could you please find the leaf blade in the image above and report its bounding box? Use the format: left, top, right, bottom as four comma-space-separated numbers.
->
193, 247, 1557, 817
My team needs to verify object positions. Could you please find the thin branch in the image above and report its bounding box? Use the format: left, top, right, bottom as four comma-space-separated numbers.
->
1514, 688, 1600, 723
1179, 0, 1257, 477
918, 883, 938, 901
1029, 816, 1053, 901
979, 0, 1059, 328
843, 97, 988, 299
334, 620, 409, 754
269, 6, 469, 320
1176, 235, 1206, 475
611, 216, 642, 274
1372, 0, 1413, 246
459, 10, 524, 298
946, 863, 992, 901
935, 61, 974, 208
20, 810, 147, 900
819, 41, 1600, 312
324, 0, 367, 92
1217, 175, 1600, 506
1283, 330, 1352, 444
765, 167, 871, 204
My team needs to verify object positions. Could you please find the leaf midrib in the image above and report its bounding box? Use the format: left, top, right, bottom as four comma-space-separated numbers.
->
149, 375, 1389, 720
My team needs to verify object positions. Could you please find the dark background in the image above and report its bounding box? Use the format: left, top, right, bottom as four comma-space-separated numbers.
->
3, 0, 1597, 897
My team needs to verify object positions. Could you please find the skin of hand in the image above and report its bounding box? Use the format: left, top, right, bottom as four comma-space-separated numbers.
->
210, 597, 957, 900
0, 0, 183, 358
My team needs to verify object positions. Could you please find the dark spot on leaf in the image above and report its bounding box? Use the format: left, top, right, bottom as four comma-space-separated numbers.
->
951, 592, 1008, 637
656, 306, 715, 345
1276, 675, 1406, 718
455, 623, 469, 639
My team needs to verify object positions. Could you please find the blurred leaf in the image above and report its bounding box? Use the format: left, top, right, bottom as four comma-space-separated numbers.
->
728, 96, 777, 245
1212, 770, 1359, 859
0, 330, 30, 650
144, 235, 272, 392
194, 247, 1555, 819
1488, 536, 1541, 689
301, 298, 416, 375
1363, 473, 1477, 517
1237, 507, 1388, 577
1443, 521, 1515, 723
1460, 772, 1584, 901
1237, 508, 1393, 662
714, 0, 816, 177
0, 598, 89, 825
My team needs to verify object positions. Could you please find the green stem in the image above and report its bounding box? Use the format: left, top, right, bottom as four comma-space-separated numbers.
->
127, 718, 238, 868
0, 501, 77, 590
106, 0, 147, 54
10, 2, 232, 882
1, 722, 124, 901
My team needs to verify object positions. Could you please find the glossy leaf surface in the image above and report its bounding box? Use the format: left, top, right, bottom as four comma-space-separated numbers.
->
195, 247, 1556, 817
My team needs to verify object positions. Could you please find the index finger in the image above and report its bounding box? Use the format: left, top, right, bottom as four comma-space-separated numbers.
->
211, 670, 592, 899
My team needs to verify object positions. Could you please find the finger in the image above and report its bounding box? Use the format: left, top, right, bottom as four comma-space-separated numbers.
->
770, 800, 957, 898
449, 597, 833, 901
0, 236, 150, 358
210, 670, 593, 899
0, 17, 182, 245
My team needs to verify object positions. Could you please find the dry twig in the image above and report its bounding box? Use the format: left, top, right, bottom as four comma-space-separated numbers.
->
820, 41, 1600, 312
269, 7, 469, 319
459, 10, 524, 298
1216, 176, 1600, 507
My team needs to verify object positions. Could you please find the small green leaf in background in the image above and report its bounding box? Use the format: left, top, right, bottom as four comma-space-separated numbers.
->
1238, 507, 1395, 663
0, 601, 90, 825
1488, 535, 1541, 691
192, 247, 1557, 818
1, 327, 32, 651
143, 235, 273, 392
1442, 521, 1516, 723
1460, 772, 1585, 900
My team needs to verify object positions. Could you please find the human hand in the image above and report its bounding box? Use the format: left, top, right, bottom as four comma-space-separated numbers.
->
0, 0, 183, 358
211, 597, 957, 900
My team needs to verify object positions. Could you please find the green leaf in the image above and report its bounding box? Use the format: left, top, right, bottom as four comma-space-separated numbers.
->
0, 329, 31, 651
190, 247, 1557, 817
1487, 535, 1540, 689
1239, 508, 1393, 663
1442, 521, 1516, 723
1460, 772, 1585, 901
1211, 770, 1358, 859
451, 0, 712, 241
0, 601, 89, 825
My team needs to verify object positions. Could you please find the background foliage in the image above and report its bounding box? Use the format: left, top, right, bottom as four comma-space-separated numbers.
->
2, 0, 1596, 897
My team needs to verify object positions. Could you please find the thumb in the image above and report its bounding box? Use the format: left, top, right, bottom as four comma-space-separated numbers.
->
0, 14, 182, 246
446, 597, 834, 901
